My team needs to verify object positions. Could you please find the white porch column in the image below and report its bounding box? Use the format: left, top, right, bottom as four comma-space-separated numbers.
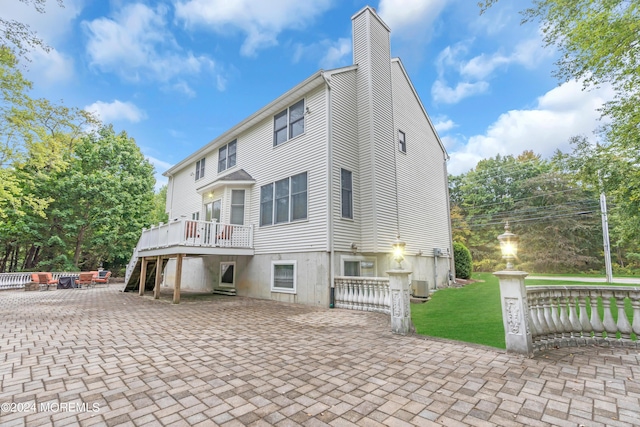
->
387, 269, 413, 335
494, 270, 533, 357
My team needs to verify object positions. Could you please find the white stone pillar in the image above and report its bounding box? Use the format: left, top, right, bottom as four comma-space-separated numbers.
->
387, 269, 413, 335
494, 270, 533, 357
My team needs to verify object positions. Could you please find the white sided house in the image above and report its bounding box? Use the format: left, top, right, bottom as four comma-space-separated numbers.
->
124, 6, 454, 306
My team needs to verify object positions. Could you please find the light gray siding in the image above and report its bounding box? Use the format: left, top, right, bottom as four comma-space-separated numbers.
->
330, 69, 361, 251
242, 85, 328, 254
352, 8, 398, 253
391, 60, 451, 255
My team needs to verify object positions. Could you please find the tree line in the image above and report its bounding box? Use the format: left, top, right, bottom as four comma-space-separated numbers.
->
450, 145, 639, 274
0, 46, 167, 274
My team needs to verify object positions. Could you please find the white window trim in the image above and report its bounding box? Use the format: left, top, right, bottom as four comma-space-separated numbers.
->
219, 261, 236, 288
271, 260, 297, 294
398, 130, 406, 153
340, 168, 353, 219
260, 172, 308, 227
195, 157, 206, 180
273, 99, 305, 147
340, 255, 377, 277
218, 140, 237, 174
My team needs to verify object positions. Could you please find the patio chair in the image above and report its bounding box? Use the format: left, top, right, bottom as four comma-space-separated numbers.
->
37, 273, 58, 291
93, 271, 111, 286
76, 272, 95, 289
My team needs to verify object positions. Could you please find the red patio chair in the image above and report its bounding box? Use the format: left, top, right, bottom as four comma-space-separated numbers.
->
37, 273, 58, 291
76, 272, 95, 289
93, 271, 111, 286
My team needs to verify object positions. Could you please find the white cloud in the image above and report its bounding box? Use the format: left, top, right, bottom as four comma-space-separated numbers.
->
293, 38, 351, 69
2, 0, 83, 46
84, 100, 147, 124
378, 0, 450, 40
431, 80, 488, 104
174, 0, 333, 57
26, 47, 75, 84
446, 81, 615, 175
433, 117, 456, 133
432, 33, 551, 104
83, 3, 218, 89
460, 37, 549, 80
146, 155, 172, 190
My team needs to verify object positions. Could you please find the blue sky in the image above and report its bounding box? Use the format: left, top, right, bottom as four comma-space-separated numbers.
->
9, 0, 612, 188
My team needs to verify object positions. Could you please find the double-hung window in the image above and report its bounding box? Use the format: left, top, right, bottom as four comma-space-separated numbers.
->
274, 99, 305, 146
341, 169, 353, 219
230, 190, 245, 225
260, 172, 307, 226
398, 130, 406, 153
218, 140, 237, 173
195, 157, 205, 180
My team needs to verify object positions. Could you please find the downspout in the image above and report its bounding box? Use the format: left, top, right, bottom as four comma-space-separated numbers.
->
168, 172, 175, 221
322, 71, 335, 308
443, 154, 454, 287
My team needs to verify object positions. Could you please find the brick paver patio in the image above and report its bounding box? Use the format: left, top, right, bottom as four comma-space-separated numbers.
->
0, 286, 638, 426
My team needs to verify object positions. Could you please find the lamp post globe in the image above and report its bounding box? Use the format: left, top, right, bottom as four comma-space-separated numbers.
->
497, 221, 518, 270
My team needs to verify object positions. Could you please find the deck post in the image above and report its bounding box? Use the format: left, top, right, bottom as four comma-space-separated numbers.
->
154, 256, 162, 299
173, 253, 183, 304
139, 257, 148, 296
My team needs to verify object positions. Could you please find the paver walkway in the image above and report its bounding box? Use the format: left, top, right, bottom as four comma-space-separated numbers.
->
0, 286, 638, 427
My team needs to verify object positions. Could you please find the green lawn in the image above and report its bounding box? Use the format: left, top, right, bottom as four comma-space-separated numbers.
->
411, 273, 506, 349
411, 273, 636, 349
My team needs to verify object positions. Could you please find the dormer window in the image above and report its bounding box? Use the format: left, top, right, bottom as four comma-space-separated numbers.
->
218, 140, 237, 173
195, 157, 205, 180
274, 99, 305, 146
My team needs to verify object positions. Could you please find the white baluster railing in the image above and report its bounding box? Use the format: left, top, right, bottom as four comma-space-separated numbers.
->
0, 271, 81, 290
334, 276, 391, 314
526, 286, 640, 352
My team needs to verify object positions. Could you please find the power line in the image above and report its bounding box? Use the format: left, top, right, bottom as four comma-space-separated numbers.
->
453, 210, 599, 229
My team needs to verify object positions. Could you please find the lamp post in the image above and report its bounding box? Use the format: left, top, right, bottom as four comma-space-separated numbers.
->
497, 221, 518, 270
494, 222, 533, 357
388, 236, 412, 335
392, 236, 406, 269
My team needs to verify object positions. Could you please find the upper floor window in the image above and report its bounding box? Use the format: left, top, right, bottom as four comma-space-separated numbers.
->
218, 140, 237, 173
195, 157, 205, 180
341, 169, 353, 219
260, 172, 308, 226
274, 99, 305, 146
398, 130, 406, 153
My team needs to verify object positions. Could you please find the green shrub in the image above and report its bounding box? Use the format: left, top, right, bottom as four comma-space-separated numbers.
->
454, 242, 472, 279
473, 258, 499, 272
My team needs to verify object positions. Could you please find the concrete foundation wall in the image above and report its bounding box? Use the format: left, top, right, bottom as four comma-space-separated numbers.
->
332, 251, 452, 297
162, 252, 331, 307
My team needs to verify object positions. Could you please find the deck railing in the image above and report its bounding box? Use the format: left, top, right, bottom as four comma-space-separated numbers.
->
138, 219, 254, 251
0, 272, 80, 290
334, 276, 391, 314
526, 286, 640, 351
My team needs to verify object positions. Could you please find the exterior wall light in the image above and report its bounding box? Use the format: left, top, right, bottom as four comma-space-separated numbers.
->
497, 221, 518, 270
392, 236, 406, 269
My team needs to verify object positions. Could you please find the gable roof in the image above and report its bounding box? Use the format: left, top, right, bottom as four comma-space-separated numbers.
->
196, 168, 255, 194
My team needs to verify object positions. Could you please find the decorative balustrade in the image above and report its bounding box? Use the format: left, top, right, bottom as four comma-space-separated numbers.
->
0, 272, 80, 290
526, 286, 639, 351
334, 276, 391, 314
138, 219, 254, 252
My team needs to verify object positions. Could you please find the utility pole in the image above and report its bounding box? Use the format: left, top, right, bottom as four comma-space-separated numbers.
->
600, 192, 613, 283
